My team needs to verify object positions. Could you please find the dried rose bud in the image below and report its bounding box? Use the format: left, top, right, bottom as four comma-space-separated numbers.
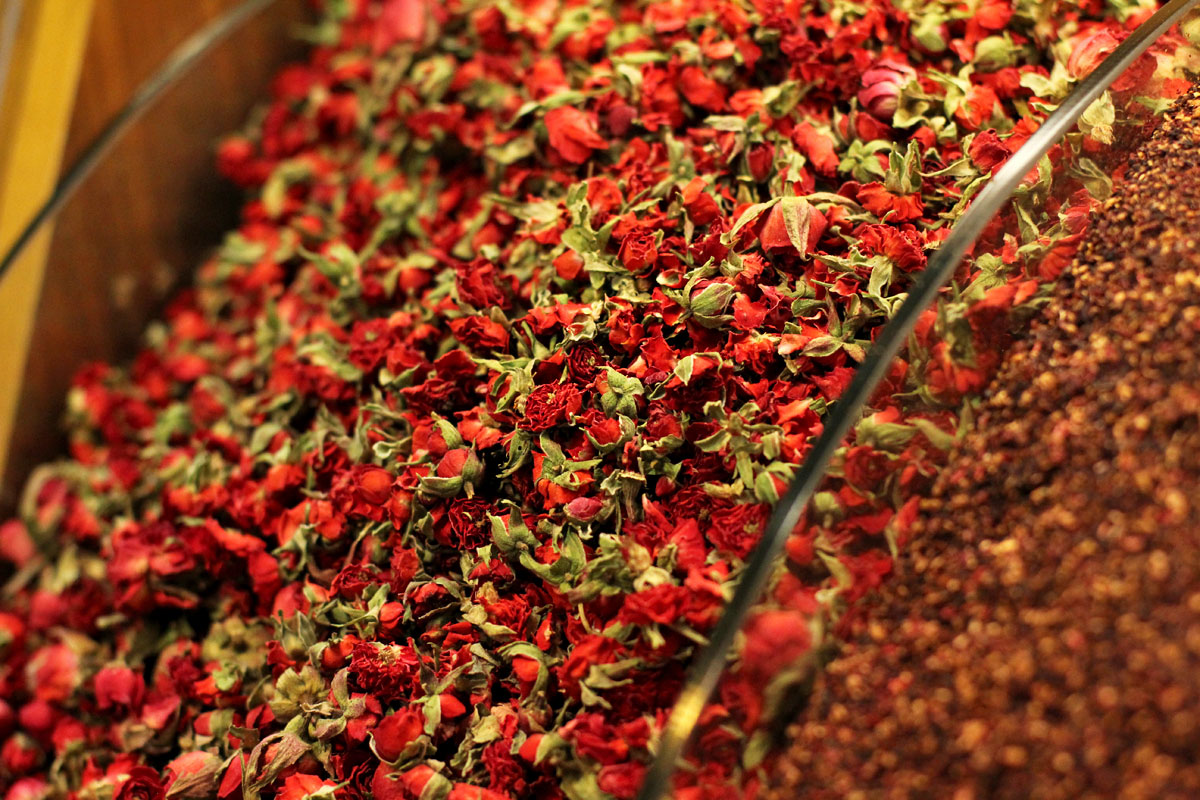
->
511, 655, 542, 697
0, 521, 35, 566
372, 708, 425, 762
435, 448, 482, 485
740, 609, 813, 684
277, 774, 336, 800
565, 496, 603, 522
114, 767, 168, 800
681, 177, 721, 226
372, 764, 449, 800
544, 106, 609, 164
439, 693, 467, 719
50, 718, 85, 756
94, 665, 146, 712
24, 643, 79, 704
1067, 27, 1123, 79
746, 142, 775, 183
269, 666, 326, 723
15, 702, 55, 736
449, 785, 510, 800
5, 778, 49, 800
379, 602, 405, 637
598, 764, 648, 800
605, 103, 637, 137
618, 230, 658, 272
554, 250, 585, 281
163, 752, 222, 799
858, 58, 918, 121
0, 734, 42, 776
353, 467, 395, 506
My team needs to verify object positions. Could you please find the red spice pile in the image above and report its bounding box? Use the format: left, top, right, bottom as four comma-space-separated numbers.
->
0, 2, 1191, 800
768, 83, 1200, 800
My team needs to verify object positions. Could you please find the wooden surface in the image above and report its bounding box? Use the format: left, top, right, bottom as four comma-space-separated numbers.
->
0, 0, 311, 510
0, 0, 95, 511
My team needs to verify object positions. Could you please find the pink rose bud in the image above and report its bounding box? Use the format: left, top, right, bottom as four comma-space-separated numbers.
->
565, 496, 603, 522
5, 778, 48, 800
858, 59, 918, 121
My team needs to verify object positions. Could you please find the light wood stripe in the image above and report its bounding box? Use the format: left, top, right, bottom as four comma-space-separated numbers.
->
0, 0, 95, 488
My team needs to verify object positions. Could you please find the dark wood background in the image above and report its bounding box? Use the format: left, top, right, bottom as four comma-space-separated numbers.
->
1, 0, 311, 511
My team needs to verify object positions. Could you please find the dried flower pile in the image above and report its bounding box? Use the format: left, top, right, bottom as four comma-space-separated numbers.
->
0, 1, 1191, 799
767, 81, 1200, 800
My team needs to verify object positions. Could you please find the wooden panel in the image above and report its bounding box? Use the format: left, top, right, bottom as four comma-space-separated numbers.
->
0, 0, 95, 511
0, 0, 311, 510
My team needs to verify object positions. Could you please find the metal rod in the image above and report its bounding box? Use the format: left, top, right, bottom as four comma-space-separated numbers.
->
0, 0, 281, 285
634, 2, 1200, 798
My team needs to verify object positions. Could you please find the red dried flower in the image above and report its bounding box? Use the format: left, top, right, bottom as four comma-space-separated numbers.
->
544, 107, 608, 164
93, 665, 146, 712
520, 383, 583, 432
618, 230, 659, 272
440, 498, 493, 549
373, 708, 425, 762
114, 767, 166, 800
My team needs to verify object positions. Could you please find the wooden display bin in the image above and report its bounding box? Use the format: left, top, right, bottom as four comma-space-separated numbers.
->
0, 0, 310, 512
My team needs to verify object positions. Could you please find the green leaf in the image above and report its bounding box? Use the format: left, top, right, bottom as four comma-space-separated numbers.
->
818, 549, 853, 590
855, 418, 916, 451
754, 469, 780, 504
779, 196, 814, 254
801, 336, 843, 358
867, 257, 894, 297
721, 198, 781, 246
1079, 91, 1116, 145
673, 355, 697, 385
911, 417, 957, 450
